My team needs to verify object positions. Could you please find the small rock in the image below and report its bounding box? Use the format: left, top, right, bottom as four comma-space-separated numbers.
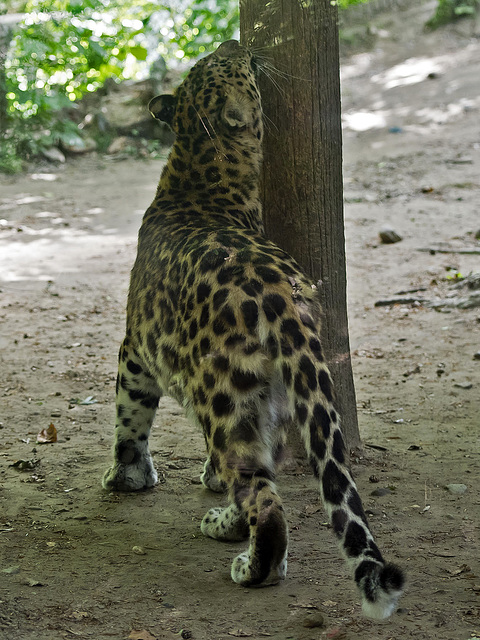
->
62, 137, 97, 154
107, 136, 131, 154
454, 382, 473, 389
379, 226, 403, 244
2, 566, 21, 574
370, 487, 392, 497
25, 578, 45, 587
41, 147, 66, 163
302, 611, 325, 628
445, 483, 467, 495
473, 351, 480, 361
132, 545, 146, 555
403, 364, 421, 377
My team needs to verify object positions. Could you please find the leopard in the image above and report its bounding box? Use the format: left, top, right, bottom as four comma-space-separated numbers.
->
102, 39, 404, 619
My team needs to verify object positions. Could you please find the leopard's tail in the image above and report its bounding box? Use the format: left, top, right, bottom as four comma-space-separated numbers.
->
282, 346, 405, 619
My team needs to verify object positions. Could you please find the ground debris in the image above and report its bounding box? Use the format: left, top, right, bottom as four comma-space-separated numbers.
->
379, 225, 402, 244
445, 483, 467, 494
453, 381, 473, 389
375, 296, 426, 307
37, 422, 57, 444
128, 631, 158, 640
9, 458, 39, 471
417, 247, 480, 255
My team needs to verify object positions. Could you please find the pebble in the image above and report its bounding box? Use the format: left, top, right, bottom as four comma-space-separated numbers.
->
62, 137, 97, 154
370, 487, 392, 497
41, 147, 66, 163
445, 483, 467, 495
302, 611, 325, 628
132, 545, 146, 555
454, 382, 473, 389
2, 566, 21, 575
107, 136, 131, 154
379, 226, 403, 244
473, 351, 480, 360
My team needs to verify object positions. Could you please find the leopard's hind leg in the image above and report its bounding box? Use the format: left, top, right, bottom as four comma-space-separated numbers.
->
102, 337, 161, 491
229, 473, 288, 586
199, 386, 289, 586
202, 469, 288, 585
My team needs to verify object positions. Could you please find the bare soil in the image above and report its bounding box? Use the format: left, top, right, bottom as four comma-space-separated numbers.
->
1, 5, 479, 640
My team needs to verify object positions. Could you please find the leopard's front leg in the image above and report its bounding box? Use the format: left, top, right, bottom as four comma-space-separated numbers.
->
102, 338, 161, 491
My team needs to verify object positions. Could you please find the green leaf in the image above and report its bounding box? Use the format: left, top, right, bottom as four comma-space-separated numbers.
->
128, 45, 148, 61
454, 5, 475, 13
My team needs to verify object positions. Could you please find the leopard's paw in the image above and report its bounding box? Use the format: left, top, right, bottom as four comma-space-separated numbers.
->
201, 505, 248, 541
102, 461, 157, 491
231, 550, 287, 587
102, 441, 157, 491
200, 457, 226, 493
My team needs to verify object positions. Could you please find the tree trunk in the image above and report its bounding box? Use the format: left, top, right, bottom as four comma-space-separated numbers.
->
240, 0, 360, 449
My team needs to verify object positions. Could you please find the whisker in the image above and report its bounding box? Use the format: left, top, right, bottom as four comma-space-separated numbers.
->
192, 104, 224, 158
257, 56, 311, 83
259, 67, 287, 98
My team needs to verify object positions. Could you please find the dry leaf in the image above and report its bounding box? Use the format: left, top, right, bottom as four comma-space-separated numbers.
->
450, 564, 471, 576
322, 600, 337, 608
37, 423, 57, 444
304, 504, 322, 516
71, 611, 89, 620
10, 459, 38, 470
26, 578, 44, 587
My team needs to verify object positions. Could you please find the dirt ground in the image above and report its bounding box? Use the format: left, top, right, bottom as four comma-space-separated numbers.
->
1, 4, 479, 640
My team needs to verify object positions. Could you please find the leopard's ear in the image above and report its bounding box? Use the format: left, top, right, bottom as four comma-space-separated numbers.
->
149, 94, 176, 126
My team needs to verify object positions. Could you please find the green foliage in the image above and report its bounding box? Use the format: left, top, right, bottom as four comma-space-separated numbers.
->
1, 0, 238, 171
4, 0, 238, 119
149, 1, 238, 61
335, 0, 372, 7
0, 136, 24, 173
1, 0, 370, 172
425, 0, 478, 29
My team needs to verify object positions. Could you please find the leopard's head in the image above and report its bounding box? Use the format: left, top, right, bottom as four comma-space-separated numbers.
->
149, 40, 263, 147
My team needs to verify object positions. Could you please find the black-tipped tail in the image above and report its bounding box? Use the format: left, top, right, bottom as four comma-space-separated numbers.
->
355, 560, 405, 619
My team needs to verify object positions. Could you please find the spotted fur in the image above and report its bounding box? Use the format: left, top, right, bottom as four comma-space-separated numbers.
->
102, 39, 404, 619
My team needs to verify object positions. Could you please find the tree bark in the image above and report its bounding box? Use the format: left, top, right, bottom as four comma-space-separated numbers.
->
240, 0, 360, 449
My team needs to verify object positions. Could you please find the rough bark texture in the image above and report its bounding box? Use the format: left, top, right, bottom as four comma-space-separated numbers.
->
240, 0, 360, 449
